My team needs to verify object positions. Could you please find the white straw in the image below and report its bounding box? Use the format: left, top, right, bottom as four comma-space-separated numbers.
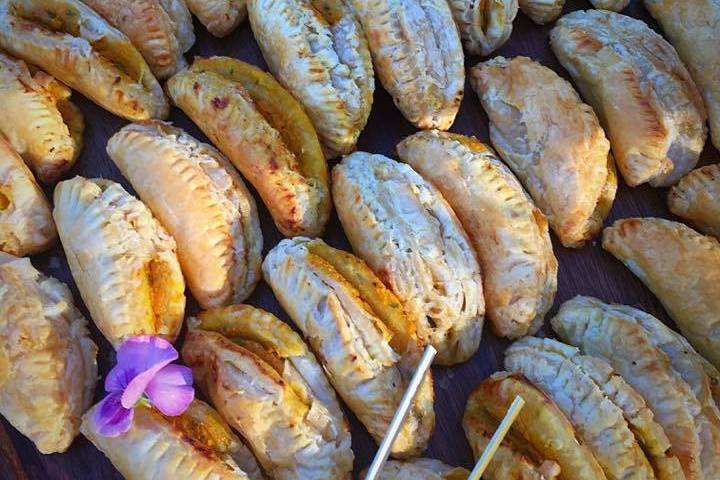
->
364, 345, 437, 480
468, 395, 525, 480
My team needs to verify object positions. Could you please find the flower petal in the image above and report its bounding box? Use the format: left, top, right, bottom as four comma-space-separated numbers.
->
92, 392, 134, 437
145, 364, 195, 416
116, 336, 179, 408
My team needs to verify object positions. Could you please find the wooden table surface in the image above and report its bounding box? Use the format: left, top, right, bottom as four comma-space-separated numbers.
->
1, 0, 718, 478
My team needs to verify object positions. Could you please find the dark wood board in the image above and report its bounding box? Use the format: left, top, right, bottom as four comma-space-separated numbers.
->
1, 0, 718, 478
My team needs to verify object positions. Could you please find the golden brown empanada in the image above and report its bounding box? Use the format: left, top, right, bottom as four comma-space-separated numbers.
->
0, 138, 56, 256
471, 56, 616, 248
82, 399, 264, 480
550, 10, 707, 187
107, 121, 262, 309
166, 57, 330, 237
80, 0, 195, 78
0, 0, 169, 121
642, 0, 720, 151
447, 0, 518, 56
182, 304, 354, 479
669, 164, 720, 239
396, 130, 556, 339
603, 218, 720, 371
186, 0, 245, 37
53, 176, 185, 347
0, 253, 97, 454
590, 0, 630, 11
519, 0, 565, 24
262, 237, 435, 458
0, 52, 83, 183
332, 152, 484, 365
363, 459, 469, 480
349, 0, 464, 130
247, 0, 374, 157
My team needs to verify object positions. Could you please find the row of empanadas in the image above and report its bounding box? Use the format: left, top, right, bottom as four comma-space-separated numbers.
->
669, 164, 720, 239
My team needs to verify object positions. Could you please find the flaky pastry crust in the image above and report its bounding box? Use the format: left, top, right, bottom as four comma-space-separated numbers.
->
447, 0, 518, 56
669, 164, 720, 239
186, 0, 246, 37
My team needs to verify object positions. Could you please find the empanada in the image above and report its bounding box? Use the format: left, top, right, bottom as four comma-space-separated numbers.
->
182, 304, 354, 479
465, 372, 606, 480
53, 176, 185, 347
505, 337, 657, 480
262, 237, 435, 457
0, 52, 83, 183
642, 0, 720, 151
185, 0, 245, 37
107, 121, 263, 309
80, 0, 195, 78
363, 459, 469, 480
602, 218, 720, 370
471, 56, 616, 248
0, 253, 97, 454
0, 0, 168, 121
349, 0, 464, 130
552, 296, 720, 480
396, 130, 557, 339
82, 399, 264, 480
0, 138, 56, 256
332, 152, 484, 365
668, 164, 720, 239
447, 0, 518, 56
518, 0, 565, 24
550, 10, 707, 187
166, 57, 330, 237
247, 0, 374, 156
590, 0, 630, 11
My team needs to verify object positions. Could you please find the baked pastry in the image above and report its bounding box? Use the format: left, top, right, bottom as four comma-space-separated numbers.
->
552, 296, 720, 480
643, 0, 720, 151
107, 121, 263, 309
332, 152, 484, 365
349, 0, 464, 130
0, 138, 56, 256
186, 0, 245, 37
603, 218, 720, 371
182, 304, 354, 479
668, 164, 720, 239
471, 56, 616, 248
53, 176, 185, 347
0, 0, 168, 121
0, 253, 97, 454
465, 372, 606, 480
519, 0, 565, 24
80, 0, 195, 78
590, 0, 630, 10
166, 57, 330, 237
550, 10, 707, 187
447, 0, 518, 56
397, 130, 557, 339
82, 399, 264, 480
363, 459, 469, 480
262, 237, 435, 457
247, 0, 374, 156
0, 52, 83, 183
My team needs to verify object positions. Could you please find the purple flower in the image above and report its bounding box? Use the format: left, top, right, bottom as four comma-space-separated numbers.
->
93, 336, 195, 437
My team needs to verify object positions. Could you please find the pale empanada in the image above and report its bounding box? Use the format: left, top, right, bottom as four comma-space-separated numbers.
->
0, 52, 83, 183
642, 0, 720, 151
397, 130, 556, 339
447, 0, 518, 56
602, 218, 720, 371
349, 0, 464, 130
0, 0, 168, 121
332, 152, 484, 365
262, 237, 435, 458
590, 0, 630, 11
505, 337, 657, 480
107, 121, 262, 309
0, 138, 56, 256
668, 164, 720, 239
186, 0, 245, 37
80, 0, 195, 78
471, 56, 616, 248
363, 459, 469, 480
0, 253, 97, 454
182, 304, 354, 479
166, 57, 330, 237
550, 10, 707, 187
519, 0, 565, 24
552, 296, 720, 480
247, 0, 374, 157
82, 399, 264, 480
53, 176, 185, 347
